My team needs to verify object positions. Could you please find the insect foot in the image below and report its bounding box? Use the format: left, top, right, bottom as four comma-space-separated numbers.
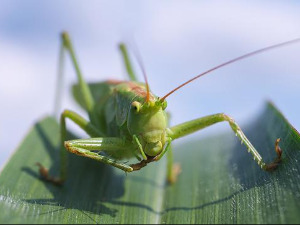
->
36, 163, 64, 186
264, 138, 283, 171
130, 157, 156, 171
167, 163, 182, 184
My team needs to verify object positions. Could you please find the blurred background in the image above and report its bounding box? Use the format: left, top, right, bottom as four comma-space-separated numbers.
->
0, 0, 300, 169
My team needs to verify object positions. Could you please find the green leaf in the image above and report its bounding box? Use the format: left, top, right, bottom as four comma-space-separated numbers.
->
0, 102, 300, 223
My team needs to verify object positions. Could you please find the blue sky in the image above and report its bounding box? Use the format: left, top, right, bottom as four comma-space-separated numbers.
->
1, 0, 300, 168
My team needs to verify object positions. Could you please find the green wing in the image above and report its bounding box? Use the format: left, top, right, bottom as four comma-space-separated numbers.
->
115, 91, 135, 126
72, 81, 142, 134
72, 81, 116, 134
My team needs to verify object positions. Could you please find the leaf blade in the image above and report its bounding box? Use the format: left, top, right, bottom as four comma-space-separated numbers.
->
0, 102, 299, 223
160, 102, 300, 223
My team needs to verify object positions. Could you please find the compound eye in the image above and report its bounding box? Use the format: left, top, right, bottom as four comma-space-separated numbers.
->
131, 101, 141, 113
161, 100, 167, 110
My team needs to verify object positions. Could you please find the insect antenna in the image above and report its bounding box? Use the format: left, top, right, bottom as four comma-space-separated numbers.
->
160, 38, 300, 101
130, 43, 150, 102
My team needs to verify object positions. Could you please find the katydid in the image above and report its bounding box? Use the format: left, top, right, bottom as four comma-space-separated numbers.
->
37, 32, 300, 185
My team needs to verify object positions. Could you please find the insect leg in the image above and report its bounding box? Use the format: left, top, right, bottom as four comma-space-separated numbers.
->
64, 138, 133, 172
133, 135, 147, 160
165, 149, 181, 184
159, 140, 181, 183
169, 113, 282, 171
119, 43, 138, 81
37, 109, 103, 185
164, 112, 182, 183
60, 32, 99, 126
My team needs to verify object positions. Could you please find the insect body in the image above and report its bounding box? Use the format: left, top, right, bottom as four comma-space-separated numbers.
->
70, 79, 169, 161
38, 32, 299, 185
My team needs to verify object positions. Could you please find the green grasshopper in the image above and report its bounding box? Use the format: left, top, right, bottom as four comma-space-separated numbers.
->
37, 32, 300, 185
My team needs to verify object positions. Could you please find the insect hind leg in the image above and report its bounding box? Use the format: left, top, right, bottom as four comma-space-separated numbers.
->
54, 32, 99, 128
119, 43, 138, 81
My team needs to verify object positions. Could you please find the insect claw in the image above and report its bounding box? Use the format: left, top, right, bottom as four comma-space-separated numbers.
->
36, 162, 49, 178
275, 138, 282, 158
264, 138, 283, 172
167, 163, 182, 184
264, 162, 280, 171
36, 162, 64, 186
130, 156, 156, 171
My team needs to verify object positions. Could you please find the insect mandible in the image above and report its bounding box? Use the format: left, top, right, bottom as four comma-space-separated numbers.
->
37, 32, 300, 185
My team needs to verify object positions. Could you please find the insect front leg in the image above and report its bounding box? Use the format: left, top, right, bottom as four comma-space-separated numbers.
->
64, 137, 134, 172
37, 109, 103, 185
168, 113, 282, 171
